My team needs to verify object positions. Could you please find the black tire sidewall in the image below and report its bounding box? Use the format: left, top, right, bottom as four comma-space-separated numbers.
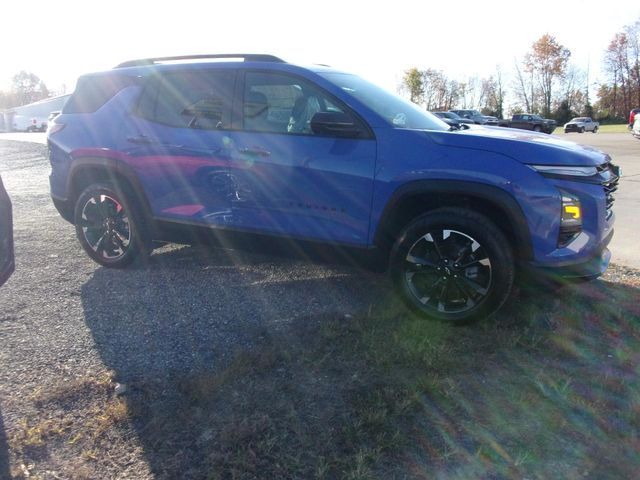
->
73, 183, 146, 268
390, 208, 515, 324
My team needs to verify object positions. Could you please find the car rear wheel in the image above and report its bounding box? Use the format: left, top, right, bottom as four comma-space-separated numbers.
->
579, 127, 585, 133
74, 183, 148, 268
533, 125, 542, 132
390, 208, 515, 324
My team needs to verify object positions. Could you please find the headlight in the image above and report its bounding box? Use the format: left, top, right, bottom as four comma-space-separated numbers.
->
528, 165, 597, 177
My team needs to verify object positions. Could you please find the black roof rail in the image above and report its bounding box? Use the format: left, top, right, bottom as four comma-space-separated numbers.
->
115, 54, 285, 68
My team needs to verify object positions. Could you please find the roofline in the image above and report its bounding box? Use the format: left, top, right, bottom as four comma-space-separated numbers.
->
115, 54, 285, 68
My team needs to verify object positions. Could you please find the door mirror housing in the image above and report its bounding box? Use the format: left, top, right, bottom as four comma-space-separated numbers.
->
310, 112, 363, 138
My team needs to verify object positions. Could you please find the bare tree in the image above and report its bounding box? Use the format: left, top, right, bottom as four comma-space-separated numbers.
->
513, 59, 535, 113
11, 71, 49, 106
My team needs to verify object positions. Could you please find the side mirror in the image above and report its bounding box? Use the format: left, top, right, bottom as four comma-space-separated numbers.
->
310, 112, 363, 138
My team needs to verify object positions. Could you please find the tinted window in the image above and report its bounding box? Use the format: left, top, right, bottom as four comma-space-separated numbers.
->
137, 71, 234, 129
243, 72, 345, 135
64, 75, 138, 114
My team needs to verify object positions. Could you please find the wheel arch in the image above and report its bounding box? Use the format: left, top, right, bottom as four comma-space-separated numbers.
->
374, 180, 533, 261
66, 157, 154, 230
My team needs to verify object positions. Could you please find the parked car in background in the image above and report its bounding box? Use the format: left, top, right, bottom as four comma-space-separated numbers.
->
630, 108, 640, 129
430, 111, 473, 127
0, 175, 14, 286
449, 109, 489, 124
632, 116, 640, 139
48, 53, 618, 323
498, 114, 556, 134
564, 117, 599, 133
482, 116, 500, 126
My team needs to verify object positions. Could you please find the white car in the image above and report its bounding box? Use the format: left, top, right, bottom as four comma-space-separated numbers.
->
633, 116, 640, 139
12, 114, 47, 132
564, 117, 599, 133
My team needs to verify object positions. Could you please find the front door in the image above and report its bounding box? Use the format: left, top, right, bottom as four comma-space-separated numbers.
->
225, 71, 377, 245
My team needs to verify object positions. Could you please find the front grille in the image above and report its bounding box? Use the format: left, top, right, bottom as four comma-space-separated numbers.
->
597, 161, 620, 219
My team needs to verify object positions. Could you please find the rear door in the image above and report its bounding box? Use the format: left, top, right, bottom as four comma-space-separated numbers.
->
121, 69, 239, 225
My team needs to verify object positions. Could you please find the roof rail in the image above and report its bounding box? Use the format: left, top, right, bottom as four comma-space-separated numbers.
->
115, 54, 285, 68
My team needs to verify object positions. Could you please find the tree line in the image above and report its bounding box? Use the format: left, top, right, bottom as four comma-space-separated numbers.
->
400, 19, 640, 123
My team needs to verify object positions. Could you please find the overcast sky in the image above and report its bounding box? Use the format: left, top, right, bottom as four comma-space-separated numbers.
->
3, 0, 639, 95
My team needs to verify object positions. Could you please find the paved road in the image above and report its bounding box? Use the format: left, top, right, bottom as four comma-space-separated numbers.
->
1, 130, 638, 267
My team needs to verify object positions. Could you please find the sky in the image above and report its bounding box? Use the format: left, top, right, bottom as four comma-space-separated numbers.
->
2, 0, 639, 97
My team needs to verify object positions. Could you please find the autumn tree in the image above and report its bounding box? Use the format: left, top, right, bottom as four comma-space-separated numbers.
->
598, 20, 640, 120
524, 34, 571, 117
402, 68, 424, 104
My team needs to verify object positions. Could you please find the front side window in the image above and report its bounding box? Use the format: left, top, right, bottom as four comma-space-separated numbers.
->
243, 72, 345, 135
321, 73, 447, 131
137, 70, 234, 130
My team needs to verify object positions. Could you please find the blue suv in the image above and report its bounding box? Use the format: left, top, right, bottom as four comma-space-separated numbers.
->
48, 54, 618, 323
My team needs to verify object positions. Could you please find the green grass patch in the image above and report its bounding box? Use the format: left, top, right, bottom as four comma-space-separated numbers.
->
553, 123, 629, 134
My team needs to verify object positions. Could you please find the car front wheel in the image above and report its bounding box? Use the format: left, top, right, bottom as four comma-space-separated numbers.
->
74, 183, 148, 268
390, 208, 515, 324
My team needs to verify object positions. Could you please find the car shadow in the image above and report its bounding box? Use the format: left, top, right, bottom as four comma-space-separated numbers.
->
0, 408, 11, 480
78, 242, 391, 476
78, 242, 640, 478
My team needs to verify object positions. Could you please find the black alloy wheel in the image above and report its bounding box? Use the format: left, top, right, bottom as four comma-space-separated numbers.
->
390, 208, 514, 324
74, 184, 146, 267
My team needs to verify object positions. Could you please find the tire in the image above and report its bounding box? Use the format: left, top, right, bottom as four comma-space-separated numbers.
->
579, 127, 585, 133
389, 208, 515, 324
73, 183, 148, 268
533, 125, 542, 132
592, 126, 598, 133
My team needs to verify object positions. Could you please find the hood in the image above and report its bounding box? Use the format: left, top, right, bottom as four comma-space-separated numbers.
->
426, 126, 609, 166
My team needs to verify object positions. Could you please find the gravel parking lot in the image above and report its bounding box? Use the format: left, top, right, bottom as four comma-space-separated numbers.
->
0, 139, 389, 478
0, 134, 638, 479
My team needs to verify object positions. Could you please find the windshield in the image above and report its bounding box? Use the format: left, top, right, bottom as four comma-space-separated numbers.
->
320, 73, 448, 130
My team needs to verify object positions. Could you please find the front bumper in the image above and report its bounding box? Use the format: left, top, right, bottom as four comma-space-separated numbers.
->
527, 228, 613, 280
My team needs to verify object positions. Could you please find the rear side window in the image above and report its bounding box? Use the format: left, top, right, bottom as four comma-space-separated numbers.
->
64, 75, 138, 113
136, 71, 235, 130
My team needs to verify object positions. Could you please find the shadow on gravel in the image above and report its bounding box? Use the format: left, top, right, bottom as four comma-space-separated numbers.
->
73, 244, 640, 479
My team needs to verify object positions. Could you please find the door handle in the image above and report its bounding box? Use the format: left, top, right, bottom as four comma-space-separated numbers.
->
238, 146, 271, 157
127, 134, 153, 145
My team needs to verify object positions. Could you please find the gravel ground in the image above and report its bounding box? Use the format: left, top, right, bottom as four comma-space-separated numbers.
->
0, 140, 388, 478
0, 140, 638, 479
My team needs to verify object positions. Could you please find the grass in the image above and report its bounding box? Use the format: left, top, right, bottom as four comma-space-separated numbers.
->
553, 123, 629, 134
7, 270, 640, 479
